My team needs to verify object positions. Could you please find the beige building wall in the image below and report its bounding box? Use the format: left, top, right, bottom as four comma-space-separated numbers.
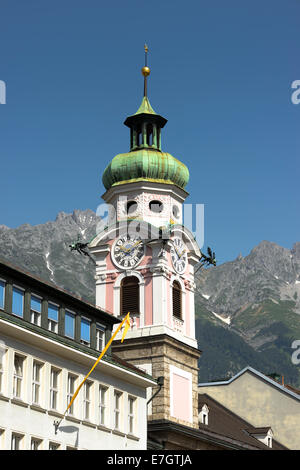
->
199, 369, 300, 450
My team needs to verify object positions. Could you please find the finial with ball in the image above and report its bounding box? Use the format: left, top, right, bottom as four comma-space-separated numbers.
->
142, 44, 150, 97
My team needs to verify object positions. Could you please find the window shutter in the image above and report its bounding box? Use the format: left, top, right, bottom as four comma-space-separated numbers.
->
121, 277, 139, 315
172, 281, 182, 319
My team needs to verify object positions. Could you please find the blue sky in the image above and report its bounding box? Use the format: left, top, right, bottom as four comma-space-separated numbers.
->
0, 0, 299, 265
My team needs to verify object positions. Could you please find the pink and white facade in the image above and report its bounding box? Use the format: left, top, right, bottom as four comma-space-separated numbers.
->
89, 83, 202, 427
89, 180, 200, 351
89, 180, 201, 427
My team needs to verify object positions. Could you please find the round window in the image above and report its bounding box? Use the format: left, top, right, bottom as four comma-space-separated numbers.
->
126, 201, 138, 215
149, 200, 163, 213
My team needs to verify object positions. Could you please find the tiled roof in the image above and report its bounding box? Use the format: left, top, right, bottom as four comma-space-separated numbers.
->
198, 394, 287, 450
199, 366, 300, 401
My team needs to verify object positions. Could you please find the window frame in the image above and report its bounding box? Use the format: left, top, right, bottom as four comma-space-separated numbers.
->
50, 367, 60, 411
12, 285, 25, 318
114, 390, 122, 431
99, 385, 108, 426
83, 380, 92, 421
48, 302, 59, 333
32, 361, 43, 405
0, 429, 4, 450
0, 345, 7, 395
96, 323, 106, 352
172, 280, 182, 320
30, 293, 42, 326
80, 316, 91, 346
11, 432, 24, 450
120, 276, 140, 316
31, 437, 42, 450
0, 278, 5, 310
49, 441, 60, 450
65, 309, 76, 339
13, 353, 25, 399
67, 373, 77, 416
128, 396, 136, 435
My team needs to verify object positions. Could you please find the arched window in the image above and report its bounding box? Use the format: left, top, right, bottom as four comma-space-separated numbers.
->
120, 277, 139, 316
172, 281, 182, 319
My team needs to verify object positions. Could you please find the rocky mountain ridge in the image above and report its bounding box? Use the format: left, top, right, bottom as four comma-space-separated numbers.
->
0, 209, 299, 385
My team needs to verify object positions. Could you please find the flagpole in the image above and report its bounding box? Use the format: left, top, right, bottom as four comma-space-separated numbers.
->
54, 313, 130, 434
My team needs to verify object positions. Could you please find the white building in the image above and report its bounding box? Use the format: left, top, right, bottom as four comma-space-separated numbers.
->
0, 259, 156, 450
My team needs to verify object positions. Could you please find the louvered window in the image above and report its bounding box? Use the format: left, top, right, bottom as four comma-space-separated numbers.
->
120, 277, 139, 315
172, 281, 182, 319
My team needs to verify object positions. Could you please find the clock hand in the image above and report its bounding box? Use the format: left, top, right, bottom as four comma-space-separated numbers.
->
173, 245, 181, 260
128, 240, 142, 254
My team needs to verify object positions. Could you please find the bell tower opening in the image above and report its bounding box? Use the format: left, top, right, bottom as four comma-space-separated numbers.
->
120, 276, 139, 316
172, 280, 182, 320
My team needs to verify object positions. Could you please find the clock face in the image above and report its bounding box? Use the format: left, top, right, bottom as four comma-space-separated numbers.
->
170, 237, 188, 274
112, 235, 145, 270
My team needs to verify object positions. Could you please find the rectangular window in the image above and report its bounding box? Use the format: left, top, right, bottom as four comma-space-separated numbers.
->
96, 324, 105, 352
83, 381, 92, 420
32, 361, 42, 405
0, 348, 5, 394
114, 391, 122, 430
30, 295, 41, 326
67, 374, 76, 415
50, 368, 59, 410
65, 311, 75, 338
81, 317, 90, 345
11, 433, 23, 450
0, 429, 4, 450
0, 280, 5, 309
48, 303, 58, 333
31, 438, 42, 450
128, 396, 135, 434
99, 386, 107, 426
49, 442, 60, 450
13, 355, 24, 398
12, 286, 24, 317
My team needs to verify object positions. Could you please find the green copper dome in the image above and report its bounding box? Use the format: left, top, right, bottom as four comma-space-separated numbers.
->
102, 149, 189, 190
102, 88, 189, 191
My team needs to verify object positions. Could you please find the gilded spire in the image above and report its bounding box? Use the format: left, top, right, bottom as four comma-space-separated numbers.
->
141, 44, 150, 97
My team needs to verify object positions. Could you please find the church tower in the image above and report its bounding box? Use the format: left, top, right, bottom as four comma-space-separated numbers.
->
89, 48, 201, 429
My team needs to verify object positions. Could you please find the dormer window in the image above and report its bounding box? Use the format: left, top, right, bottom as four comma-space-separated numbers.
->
267, 436, 272, 448
248, 427, 273, 448
266, 429, 273, 448
199, 404, 209, 425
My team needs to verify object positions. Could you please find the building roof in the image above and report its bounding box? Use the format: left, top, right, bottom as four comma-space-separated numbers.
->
0, 257, 157, 385
134, 96, 157, 115
102, 149, 189, 191
198, 393, 286, 450
199, 366, 300, 402
0, 257, 118, 324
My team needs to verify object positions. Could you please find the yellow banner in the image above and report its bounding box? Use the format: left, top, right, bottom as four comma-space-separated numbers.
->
64, 312, 130, 417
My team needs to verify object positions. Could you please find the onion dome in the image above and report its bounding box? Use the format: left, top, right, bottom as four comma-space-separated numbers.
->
102, 148, 189, 190
102, 46, 189, 191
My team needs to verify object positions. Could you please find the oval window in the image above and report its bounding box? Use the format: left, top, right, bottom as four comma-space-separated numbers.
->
172, 205, 180, 219
126, 201, 138, 215
149, 200, 163, 213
